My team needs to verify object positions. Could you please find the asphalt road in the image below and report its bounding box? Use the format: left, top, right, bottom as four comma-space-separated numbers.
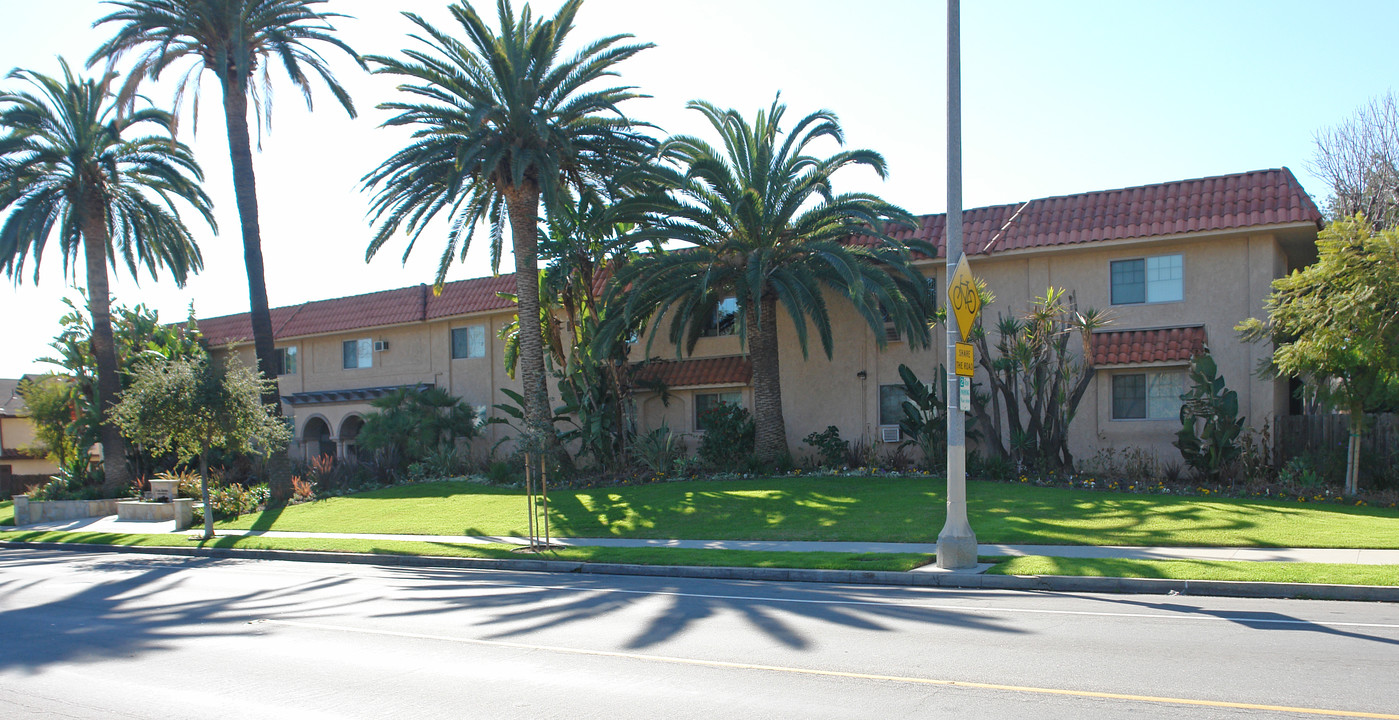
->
1, 548, 1397, 719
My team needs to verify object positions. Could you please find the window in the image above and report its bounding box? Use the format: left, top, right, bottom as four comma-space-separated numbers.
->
701, 296, 738, 337
343, 338, 372, 369
695, 391, 743, 430
1112, 371, 1185, 420
1111, 254, 1183, 304
451, 325, 487, 359
275, 346, 298, 376
879, 384, 909, 426
880, 305, 902, 342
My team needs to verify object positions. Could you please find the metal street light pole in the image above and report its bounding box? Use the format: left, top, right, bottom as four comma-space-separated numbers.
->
937, 0, 977, 569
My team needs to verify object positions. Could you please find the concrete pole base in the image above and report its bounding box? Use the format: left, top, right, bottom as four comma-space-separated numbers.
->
936, 531, 978, 569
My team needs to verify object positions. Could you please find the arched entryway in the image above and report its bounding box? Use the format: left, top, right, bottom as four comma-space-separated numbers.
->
302, 416, 336, 463
339, 415, 365, 460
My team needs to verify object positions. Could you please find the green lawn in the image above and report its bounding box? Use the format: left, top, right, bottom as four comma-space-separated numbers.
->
991, 556, 1399, 586
0, 531, 929, 572
0, 499, 11, 527
217, 477, 1399, 549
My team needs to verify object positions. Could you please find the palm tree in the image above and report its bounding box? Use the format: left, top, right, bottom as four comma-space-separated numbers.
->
362, 0, 654, 457
0, 60, 213, 491
610, 99, 935, 462
89, 0, 365, 409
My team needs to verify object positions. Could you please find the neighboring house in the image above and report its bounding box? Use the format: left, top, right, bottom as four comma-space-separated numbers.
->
202, 168, 1322, 466
0, 376, 61, 479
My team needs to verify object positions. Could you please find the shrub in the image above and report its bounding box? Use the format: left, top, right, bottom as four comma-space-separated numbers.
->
486, 460, 521, 485
291, 476, 316, 501
894, 364, 948, 470
1175, 354, 1245, 482
697, 402, 754, 471
879, 445, 914, 472
357, 387, 478, 467
803, 426, 849, 468
633, 425, 684, 475
970, 452, 1014, 481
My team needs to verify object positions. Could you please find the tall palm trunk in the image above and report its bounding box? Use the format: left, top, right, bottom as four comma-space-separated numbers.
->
747, 294, 787, 462
504, 185, 567, 466
221, 77, 291, 501
219, 79, 280, 408
80, 197, 130, 492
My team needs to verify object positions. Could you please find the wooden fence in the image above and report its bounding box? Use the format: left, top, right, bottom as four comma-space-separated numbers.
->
1, 472, 52, 498
1272, 413, 1399, 466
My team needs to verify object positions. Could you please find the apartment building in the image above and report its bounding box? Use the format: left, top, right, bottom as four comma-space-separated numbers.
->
200, 168, 1322, 465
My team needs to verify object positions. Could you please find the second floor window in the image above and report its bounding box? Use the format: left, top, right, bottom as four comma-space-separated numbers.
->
451, 325, 486, 359
702, 296, 738, 337
343, 339, 372, 369
275, 346, 298, 376
1111, 254, 1183, 305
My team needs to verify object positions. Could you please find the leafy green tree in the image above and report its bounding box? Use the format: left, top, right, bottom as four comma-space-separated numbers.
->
1238, 216, 1399, 494
356, 387, 479, 467
40, 295, 207, 481
362, 0, 654, 458
16, 375, 82, 473
610, 99, 933, 461
0, 60, 212, 492
112, 355, 290, 538
90, 0, 366, 409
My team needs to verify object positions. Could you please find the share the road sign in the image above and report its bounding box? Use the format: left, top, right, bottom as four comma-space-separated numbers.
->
949, 255, 980, 341
955, 342, 974, 377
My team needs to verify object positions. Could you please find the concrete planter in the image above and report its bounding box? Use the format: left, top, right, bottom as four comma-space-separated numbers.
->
116, 499, 194, 529
10, 496, 120, 526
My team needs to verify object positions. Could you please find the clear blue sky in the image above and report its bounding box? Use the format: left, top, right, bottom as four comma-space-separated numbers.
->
2, 0, 1395, 376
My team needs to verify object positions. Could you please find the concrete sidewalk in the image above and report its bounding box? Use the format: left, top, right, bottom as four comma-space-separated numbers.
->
7, 514, 1399, 566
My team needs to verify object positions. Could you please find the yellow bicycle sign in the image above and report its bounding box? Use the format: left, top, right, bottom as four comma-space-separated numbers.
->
949, 256, 980, 341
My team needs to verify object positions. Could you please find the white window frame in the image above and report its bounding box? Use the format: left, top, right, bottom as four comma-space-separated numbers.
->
343, 338, 372, 369
702, 296, 738, 337
1111, 253, 1183, 305
275, 346, 298, 376
451, 325, 487, 359
1111, 370, 1185, 421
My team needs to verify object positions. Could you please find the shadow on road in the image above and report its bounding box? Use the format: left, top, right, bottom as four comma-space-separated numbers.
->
370, 567, 1027, 650
0, 549, 359, 672
1062, 592, 1399, 647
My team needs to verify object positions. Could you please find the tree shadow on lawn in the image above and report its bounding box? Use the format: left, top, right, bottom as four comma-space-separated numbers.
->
0, 546, 361, 672
546, 479, 940, 542
369, 566, 1025, 651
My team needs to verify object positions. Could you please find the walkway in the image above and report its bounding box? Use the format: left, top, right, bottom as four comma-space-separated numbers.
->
7, 514, 1399, 566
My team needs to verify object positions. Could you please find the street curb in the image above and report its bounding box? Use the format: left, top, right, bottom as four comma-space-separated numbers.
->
4, 539, 1397, 602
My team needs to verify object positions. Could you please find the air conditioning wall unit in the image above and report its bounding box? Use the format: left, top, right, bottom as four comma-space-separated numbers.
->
373, 340, 390, 352
879, 425, 901, 444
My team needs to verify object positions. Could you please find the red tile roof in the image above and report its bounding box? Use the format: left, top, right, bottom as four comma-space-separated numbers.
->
426, 274, 517, 320
199, 275, 517, 346
1092, 326, 1208, 365
630, 356, 752, 388
855, 168, 1322, 256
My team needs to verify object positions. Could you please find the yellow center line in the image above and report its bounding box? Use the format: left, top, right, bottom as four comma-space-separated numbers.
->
264, 619, 1399, 719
